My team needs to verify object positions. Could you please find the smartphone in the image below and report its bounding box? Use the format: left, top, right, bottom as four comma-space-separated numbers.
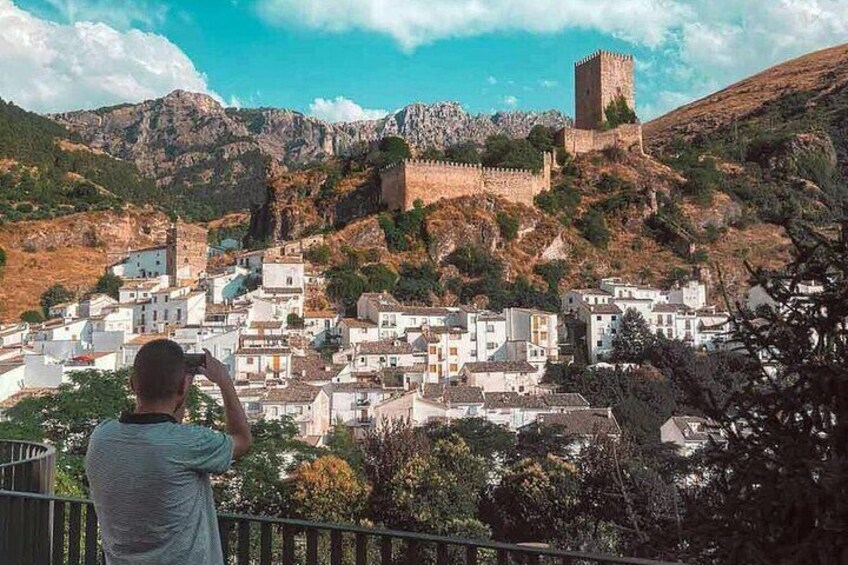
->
184, 353, 206, 374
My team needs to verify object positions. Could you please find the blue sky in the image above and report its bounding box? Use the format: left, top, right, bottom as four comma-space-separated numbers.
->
2, 0, 847, 121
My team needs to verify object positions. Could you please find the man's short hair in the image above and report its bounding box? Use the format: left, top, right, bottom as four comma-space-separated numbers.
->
132, 339, 188, 401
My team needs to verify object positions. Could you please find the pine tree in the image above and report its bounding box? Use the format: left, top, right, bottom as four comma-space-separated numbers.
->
612, 308, 654, 362
677, 220, 848, 564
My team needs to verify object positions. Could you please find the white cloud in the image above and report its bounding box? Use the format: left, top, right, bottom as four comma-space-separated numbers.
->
486, 75, 497, 85
0, 0, 220, 113
258, 0, 686, 51
539, 79, 558, 88
308, 96, 388, 122
502, 95, 518, 107
41, 0, 169, 29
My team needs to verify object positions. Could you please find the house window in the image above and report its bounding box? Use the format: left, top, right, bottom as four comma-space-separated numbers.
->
164, 296, 169, 303
611, 329, 617, 335
596, 340, 603, 347
429, 346, 437, 355
449, 347, 458, 356
596, 315, 602, 321
389, 356, 398, 367
610, 316, 616, 322
176, 308, 182, 321
429, 364, 438, 373
487, 342, 496, 350
287, 277, 293, 286
360, 357, 366, 364
486, 324, 494, 332
247, 357, 254, 365
153, 311, 158, 321
667, 315, 673, 325
657, 315, 663, 325
568, 297, 573, 303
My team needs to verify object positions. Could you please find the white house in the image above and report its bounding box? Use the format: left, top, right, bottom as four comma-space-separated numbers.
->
482, 392, 590, 431
80, 294, 119, 318
329, 381, 386, 434
48, 301, 80, 321
352, 339, 417, 374
461, 361, 540, 395
667, 280, 707, 310
582, 303, 623, 363
302, 310, 339, 347
372, 389, 447, 428
339, 318, 380, 349
31, 319, 92, 361
144, 286, 207, 333
171, 326, 239, 375
262, 255, 305, 291
504, 308, 559, 361
234, 345, 292, 382
262, 382, 331, 438
660, 416, 726, 456
111, 245, 168, 279
205, 266, 249, 304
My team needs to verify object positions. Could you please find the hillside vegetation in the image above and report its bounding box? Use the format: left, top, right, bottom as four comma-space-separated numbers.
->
0, 99, 163, 222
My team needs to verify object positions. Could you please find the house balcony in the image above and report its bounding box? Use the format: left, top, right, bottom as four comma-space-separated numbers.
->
0, 439, 685, 565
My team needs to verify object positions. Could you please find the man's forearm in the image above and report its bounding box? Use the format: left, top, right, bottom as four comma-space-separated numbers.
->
217, 377, 252, 458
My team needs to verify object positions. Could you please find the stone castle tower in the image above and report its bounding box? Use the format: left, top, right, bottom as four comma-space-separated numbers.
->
166, 220, 208, 286
574, 50, 635, 130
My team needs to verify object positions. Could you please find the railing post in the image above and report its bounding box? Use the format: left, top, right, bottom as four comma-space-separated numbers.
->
237, 519, 251, 565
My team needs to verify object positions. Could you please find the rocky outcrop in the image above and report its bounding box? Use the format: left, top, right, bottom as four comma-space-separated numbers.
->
746, 131, 838, 183
50, 93, 568, 214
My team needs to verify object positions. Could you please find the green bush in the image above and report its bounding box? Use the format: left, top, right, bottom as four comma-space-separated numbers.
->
526, 125, 554, 153
40, 284, 75, 317
578, 209, 611, 248
446, 244, 503, 278
495, 212, 519, 242
92, 273, 122, 300
481, 135, 543, 172
286, 313, 305, 329
304, 244, 332, 265
20, 310, 44, 323
603, 94, 638, 129
0, 246, 5, 268
393, 263, 443, 304
444, 142, 481, 164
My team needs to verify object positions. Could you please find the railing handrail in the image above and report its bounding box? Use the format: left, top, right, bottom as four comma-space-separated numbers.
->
0, 489, 687, 565
0, 439, 56, 469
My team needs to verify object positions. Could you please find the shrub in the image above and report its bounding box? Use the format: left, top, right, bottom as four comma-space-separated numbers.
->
603, 94, 638, 129
304, 244, 331, 265
578, 209, 610, 248
446, 244, 503, 278
495, 212, 519, 242
393, 263, 442, 304
481, 135, 543, 172
92, 273, 122, 300
20, 310, 44, 323
0, 246, 5, 268
526, 125, 554, 153
286, 313, 305, 329
40, 284, 74, 317
444, 142, 481, 164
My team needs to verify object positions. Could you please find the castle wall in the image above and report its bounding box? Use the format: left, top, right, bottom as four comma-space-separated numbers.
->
380, 154, 552, 211
575, 51, 635, 130
556, 124, 643, 155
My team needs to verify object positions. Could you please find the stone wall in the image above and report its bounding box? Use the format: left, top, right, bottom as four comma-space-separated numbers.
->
167, 220, 208, 286
380, 153, 552, 211
574, 50, 635, 130
556, 124, 643, 155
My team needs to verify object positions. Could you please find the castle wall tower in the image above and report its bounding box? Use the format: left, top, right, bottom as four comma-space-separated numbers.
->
574, 50, 635, 130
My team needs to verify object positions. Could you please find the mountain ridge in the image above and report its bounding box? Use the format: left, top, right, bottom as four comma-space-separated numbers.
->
50, 94, 570, 218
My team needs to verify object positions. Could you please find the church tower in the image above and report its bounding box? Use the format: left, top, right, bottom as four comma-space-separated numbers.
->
574, 50, 635, 130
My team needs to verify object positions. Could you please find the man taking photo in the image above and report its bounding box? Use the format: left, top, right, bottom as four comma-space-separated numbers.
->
86, 339, 252, 565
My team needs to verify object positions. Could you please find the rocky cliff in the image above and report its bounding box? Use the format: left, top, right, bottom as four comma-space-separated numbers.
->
51, 93, 569, 217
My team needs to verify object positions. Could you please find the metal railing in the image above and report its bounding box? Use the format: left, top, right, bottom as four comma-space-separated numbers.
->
0, 490, 685, 565
0, 439, 55, 494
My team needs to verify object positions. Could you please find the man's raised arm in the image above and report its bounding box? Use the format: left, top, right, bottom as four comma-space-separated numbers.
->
201, 350, 252, 459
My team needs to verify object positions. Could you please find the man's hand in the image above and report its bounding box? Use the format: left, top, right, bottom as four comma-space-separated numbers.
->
198, 349, 231, 387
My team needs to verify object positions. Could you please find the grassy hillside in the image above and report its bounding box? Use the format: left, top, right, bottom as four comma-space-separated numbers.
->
0, 99, 164, 222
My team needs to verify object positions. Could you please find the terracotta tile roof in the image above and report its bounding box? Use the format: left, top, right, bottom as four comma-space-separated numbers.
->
340, 318, 377, 329
652, 304, 687, 313
331, 382, 385, 393
237, 347, 291, 355
587, 304, 622, 315
544, 393, 590, 407
262, 287, 304, 295
483, 392, 548, 409
669, 416, 724, 442
483, 392, 588, 409
0, 387, 53, 409
402, 306, 452, 316
536, 409, 621, 436
0, 362, 24, 376
464, 361, 536, 373
292, 355, 345, 381
304, 310, 337, 319
424, 384, 485, 404
127, 333, 168, 346
357, 340, 415, 355
263, 382, 322, 403
250, 321, 284, 329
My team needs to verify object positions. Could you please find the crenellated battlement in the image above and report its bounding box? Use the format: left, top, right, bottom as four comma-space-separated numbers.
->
574, 49, 634, 67
380, 153, 553, 211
